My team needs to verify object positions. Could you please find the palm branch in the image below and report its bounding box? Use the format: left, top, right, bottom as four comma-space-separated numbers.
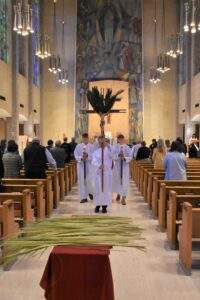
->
87, 87, 124, 116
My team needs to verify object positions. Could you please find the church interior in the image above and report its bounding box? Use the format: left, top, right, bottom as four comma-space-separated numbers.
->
1, 0, 200, 299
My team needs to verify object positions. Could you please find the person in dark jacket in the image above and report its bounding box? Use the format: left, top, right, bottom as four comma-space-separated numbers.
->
176, 137, 187, 155
24, 138, 56, 179
69, 137, 77, 160
189, 142, 199, 158
0, 139, 6, 155
149, 139, 157, 158
50, 140, 66, 168
46, 139, 54, 151
61, 137, 71, 163
0, 151, 4, 178
136, 141, 150, 160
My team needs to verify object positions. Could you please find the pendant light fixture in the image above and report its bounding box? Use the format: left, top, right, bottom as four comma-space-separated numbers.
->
183, 0, 199, 34
35, 34, 51, 59
13, 1, 34, 36
48, 0, 62, 74
157, 0, 170, 73
58, 0, 68, 85
149, 0, 161, 84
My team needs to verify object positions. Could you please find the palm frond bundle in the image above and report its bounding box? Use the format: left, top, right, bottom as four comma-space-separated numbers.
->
87, 87, 124, 115
1, 216, 144, 265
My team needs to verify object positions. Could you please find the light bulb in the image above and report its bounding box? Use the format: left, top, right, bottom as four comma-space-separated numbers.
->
191, 26, 196, 33
184, 25, 189, 32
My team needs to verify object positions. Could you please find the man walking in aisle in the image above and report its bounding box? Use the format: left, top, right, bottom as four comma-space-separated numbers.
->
112, 134, 132, 205
74, 133, 94, 203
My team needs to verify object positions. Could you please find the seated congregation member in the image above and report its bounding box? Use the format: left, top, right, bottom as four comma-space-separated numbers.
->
92, 137, 113, 214
50, 140, 66, 168
46, 139, 54, 151
163, 141, 187, 180
112, 134, 132, 205
165, 139, 171, 152
24, 138, 56, 179
74, 133, 94, 203
69, 137, 77, 160
136, 141, 150, 160
176, 137, 187, 155
61, 137, 71, 163
149, 139, 157, 158
152, 138, 166, 169
2, 140, 22, 178
0, 139, 6, 155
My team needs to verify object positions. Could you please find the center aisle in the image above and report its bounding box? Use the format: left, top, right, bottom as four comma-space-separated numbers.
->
1, 181, 200, 300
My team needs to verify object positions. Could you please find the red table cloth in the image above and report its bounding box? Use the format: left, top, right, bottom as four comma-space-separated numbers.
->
40, 246, 114, 300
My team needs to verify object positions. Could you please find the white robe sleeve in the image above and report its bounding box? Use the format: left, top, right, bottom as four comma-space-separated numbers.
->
74, 145, 82, 163
124, 145, 132, 163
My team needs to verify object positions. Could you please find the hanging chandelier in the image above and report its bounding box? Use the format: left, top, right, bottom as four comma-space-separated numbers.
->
157, 52, 170, 73
35, 34, 51, 59
166, 34, 183, 58
149, 0, 161, 84
13, 1, 34, 36
183, 0, 200, 33
49, 55, 62, 73
58, 69, 69, 85
149, 67, 161, 84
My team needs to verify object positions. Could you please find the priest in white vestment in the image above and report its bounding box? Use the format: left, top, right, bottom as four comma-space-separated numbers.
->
74, 133, 94, 203
92, 137, 113, 213
112, 134, 132, 205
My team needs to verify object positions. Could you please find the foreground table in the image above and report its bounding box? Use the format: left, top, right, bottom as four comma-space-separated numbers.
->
40, 245, 114, 300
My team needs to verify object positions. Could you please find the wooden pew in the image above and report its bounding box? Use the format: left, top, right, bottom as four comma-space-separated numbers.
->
158, 185, 200, 230
152, 175, 200, 217
57, 169, 65, 202
2, 183, 45, 220
46, 170, 60, 208
64, 165, 69, 195
167, 192, 200, 249
179, 202, 200, 275
66, 164, 72, 191
0, 190, 34, 226
2, 177, 53, 217
0, 200, 19, 238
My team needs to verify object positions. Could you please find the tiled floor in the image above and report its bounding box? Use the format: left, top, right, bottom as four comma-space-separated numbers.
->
0, 181, 200, 300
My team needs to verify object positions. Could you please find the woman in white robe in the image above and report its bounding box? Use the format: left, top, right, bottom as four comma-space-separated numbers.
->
92, 139, 113, 213
112, 135, 132, 205
74, 133, 94, 203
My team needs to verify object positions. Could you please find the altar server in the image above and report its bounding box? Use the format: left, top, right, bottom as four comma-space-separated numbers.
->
112, 134, 132, 205
92, 137, 113, 213
74, 133, 94, 203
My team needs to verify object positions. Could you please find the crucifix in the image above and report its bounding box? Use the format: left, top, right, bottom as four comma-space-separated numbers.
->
80, 87, 126, 192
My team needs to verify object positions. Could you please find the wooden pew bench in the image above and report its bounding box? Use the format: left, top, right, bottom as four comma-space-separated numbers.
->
0, 190, 34, 226
152, 176, 200, 217
158, 185, 200, 230
2, 183, 45, 220
0, 200, 19, 238
167, 192, 200, 249
46, 170, 60, 208
2, 178, 53, 217
179, 202, 200, 275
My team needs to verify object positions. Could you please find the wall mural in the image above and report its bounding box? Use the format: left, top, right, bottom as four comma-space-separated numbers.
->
76, 0, 142, 141
0, 0, 8, 63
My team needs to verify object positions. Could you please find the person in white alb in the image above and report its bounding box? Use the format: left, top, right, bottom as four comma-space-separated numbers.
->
74, 133, 94, 203
92, 137, 113, 213
112, 134, 132, 205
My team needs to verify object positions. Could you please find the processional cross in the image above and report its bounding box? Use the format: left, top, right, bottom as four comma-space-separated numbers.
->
80, 87, 126, 192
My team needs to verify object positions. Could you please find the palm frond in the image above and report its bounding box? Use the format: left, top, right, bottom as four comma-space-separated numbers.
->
87, 87, 124, 115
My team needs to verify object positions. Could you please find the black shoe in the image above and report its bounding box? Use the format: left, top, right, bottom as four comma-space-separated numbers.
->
95, 206, 100, 213
102, 206, 107, 214
89, 194, 93, 200
116, 194, 121, 202
80, 199, 88, 203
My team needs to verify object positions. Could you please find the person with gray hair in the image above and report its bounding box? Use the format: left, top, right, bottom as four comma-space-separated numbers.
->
50, 140, 66, 168
152, 138, 166, 169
